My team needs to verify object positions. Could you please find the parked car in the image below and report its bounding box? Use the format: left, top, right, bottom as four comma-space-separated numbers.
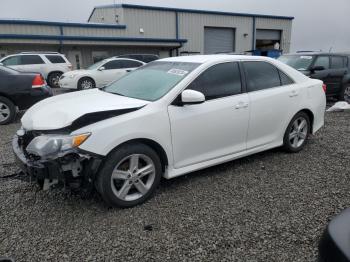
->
0, 52, 72, 88
59, 58, 145, 90
0, 66, 52, 125
116, 54, 159, 63
319, 208, 350, 262
278, 52, 350, 102
12, 55, 326, 207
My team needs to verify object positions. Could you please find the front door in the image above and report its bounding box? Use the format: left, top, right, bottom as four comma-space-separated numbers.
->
168, 62, 249, 168
68, 51, 83, 70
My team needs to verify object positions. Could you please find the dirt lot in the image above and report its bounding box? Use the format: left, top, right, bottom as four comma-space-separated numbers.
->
0, 108, 349, 262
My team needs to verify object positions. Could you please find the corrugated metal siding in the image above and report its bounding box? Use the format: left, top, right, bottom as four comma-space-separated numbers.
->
0, 24, 60, 35
123, 8, 176, 38
63, 27, 125, 37
255, 18, 292, 52
89, 8, 124, 25
178, 13, 253, 54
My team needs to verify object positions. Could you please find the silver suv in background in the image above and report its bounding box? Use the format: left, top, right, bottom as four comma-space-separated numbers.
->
0, 52, 72, 88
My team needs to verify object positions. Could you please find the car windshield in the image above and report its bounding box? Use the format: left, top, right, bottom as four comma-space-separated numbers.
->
103, 61, 200, 101
87, 59, 107, 70
278, 55, 315, 71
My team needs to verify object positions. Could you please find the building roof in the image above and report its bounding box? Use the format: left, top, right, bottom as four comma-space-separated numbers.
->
89, 3, 294, 22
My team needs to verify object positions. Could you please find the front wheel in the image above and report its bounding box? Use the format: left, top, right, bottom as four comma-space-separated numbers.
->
283, 112, 310, 153
96, 143, 162, 208
77, 77, 95, 90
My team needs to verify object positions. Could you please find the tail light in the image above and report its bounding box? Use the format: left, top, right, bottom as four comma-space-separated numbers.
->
32, 74, 46, 88
322, 84, 327, 92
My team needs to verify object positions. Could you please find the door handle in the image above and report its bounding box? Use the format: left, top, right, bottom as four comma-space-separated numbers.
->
289, 90, 298, 97
235, 102, 249, 109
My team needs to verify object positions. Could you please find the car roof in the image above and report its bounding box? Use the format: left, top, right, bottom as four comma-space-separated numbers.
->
104, 57, 145, 63
159, 54, 274, 64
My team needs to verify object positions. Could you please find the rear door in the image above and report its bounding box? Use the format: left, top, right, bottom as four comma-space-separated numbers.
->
243, 61, 298, 149
18, 55, 46, 75
168, 62, 249, 168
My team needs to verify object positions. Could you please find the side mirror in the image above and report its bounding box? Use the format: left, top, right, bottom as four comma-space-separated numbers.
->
181, 89, 205, 105
319, 208, 350, 262
98, 66, 105, 71
311, 65, 325, 72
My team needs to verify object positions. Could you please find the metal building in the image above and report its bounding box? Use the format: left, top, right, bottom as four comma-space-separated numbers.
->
0, 4, 293, 69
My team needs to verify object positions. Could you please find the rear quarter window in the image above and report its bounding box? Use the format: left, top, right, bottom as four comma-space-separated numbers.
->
45, 55, 66, 64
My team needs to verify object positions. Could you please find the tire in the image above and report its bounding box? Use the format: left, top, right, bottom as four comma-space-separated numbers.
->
339, 85, 350, 103
77, 77, 95, 90
283, 111, 310, 153
0, 96, 16, 125
48, 72, 63, 88
96, 143, 162, 208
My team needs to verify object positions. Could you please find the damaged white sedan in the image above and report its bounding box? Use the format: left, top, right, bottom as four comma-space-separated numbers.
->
13, 55, 326, 207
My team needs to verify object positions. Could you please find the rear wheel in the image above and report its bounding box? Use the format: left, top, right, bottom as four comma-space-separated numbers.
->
339, 85, 350, 103
77, 77, 95, 90
0, 96, 16, 125
96, 143, 162, 208
48, 72, 63, 88
283, 112, 310, 153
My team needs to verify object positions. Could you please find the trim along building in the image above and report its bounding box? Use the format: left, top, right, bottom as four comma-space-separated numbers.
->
0, 4, 294, 69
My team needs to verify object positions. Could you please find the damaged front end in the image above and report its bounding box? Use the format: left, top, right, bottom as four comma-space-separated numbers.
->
12, 128, 102, 192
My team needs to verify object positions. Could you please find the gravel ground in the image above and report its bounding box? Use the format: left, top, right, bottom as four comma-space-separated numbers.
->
0, 100, 349, 261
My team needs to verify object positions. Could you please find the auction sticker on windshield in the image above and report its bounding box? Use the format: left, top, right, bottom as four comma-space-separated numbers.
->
167, 69, 189, 76
300, 56, 313, 59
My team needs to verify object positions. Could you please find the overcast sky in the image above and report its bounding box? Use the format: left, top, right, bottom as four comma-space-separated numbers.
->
1, 0, 349, 52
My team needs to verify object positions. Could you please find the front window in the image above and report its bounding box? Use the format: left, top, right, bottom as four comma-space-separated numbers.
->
278, 55, 314, 71
103, 61, 200, 101
87, 59, 107, 70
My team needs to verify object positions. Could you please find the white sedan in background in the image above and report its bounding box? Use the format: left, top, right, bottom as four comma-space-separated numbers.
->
59, 58, 145, 90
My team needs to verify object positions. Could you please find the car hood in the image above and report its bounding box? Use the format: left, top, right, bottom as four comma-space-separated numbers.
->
21, 89, 150, 131
62, 70, 91, 77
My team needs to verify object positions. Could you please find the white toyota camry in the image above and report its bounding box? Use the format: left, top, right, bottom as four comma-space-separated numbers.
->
58, 57, 145, 90
13, 55, 326, 207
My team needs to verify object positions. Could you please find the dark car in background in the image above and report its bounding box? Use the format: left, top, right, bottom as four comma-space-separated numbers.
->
278, 53, 350, 102
116, 54, 159, 63
0, 66, 52, 125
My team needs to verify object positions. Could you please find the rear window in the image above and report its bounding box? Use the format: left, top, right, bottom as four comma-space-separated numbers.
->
331, 56, 346, 69
45, 55, 66, 64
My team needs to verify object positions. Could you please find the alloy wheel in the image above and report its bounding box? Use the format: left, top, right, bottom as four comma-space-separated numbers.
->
0, 102, 10, 122
110, 154, 156, 202
81, 80, 93, 89
289, 117, 308, 148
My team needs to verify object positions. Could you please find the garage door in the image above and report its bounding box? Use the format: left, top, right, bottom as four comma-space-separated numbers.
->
256, 29, 281, 41
204, 27, 235, 54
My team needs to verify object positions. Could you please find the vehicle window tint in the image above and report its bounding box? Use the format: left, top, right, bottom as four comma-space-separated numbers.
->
279, 70, 294, 85
244, 61, 281, 92
313, 56, 330, 69
2, 56, 20, 66
21, 55, 45, 65
45, 55, 66, 64
331, 56, 346, 69
187, 62, 242, 100
103, 60, 123, 70
121, 60, 143, 68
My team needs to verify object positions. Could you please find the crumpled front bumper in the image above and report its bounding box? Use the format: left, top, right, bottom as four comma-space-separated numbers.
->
12, 135, 102, 190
